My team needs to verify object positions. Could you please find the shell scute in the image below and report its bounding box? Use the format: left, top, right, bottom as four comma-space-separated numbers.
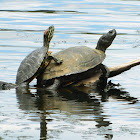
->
16, 47, 47, 84
42, 46, 105, 80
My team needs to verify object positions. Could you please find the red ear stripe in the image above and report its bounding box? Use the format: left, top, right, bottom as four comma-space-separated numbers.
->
44, 29, 48, 35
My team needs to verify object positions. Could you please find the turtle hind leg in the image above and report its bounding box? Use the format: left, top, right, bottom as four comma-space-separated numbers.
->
98, 64, 110, 90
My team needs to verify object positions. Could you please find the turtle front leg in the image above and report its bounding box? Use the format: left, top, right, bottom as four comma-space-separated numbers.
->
98, 64, 110, 90
100, 64, 110, 78
52, 55, 63, 64
47, 55, 63, 64
47, 51, 62, 64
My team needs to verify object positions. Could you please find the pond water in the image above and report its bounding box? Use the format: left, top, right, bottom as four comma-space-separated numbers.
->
0, 0, 140, 139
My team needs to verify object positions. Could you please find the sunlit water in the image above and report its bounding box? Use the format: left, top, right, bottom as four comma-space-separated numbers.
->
0, 0, 140, 140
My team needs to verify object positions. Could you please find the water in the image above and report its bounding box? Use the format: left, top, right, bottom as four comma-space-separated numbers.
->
0, 0, 140, 139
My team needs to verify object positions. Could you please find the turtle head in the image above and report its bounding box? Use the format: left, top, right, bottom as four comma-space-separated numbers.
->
44, 25, 55, 49
96, 29, 116, 52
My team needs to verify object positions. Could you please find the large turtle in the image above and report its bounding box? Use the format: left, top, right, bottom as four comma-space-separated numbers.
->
37, 29, 116, 89
16, 25, 62, 86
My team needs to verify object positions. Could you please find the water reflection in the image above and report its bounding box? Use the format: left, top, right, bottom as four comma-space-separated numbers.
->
16, 83, 138, 139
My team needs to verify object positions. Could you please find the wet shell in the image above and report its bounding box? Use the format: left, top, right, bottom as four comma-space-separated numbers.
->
16, 47, 47, 85
42, 46, 105, 80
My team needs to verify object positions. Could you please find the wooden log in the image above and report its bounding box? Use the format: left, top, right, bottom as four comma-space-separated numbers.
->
109, 58, 140, 77
74, 58, 140, 87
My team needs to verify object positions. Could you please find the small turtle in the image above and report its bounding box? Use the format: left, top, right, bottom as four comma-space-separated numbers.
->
37, 29, 116, 89
16, 25, 62, 86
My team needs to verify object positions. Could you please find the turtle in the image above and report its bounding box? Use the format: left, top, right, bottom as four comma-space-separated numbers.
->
35, 29, 116, 89
37, 29, 117, 89
16, 25, 62, 86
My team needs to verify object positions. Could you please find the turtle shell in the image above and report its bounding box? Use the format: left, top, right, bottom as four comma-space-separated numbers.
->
42, 46, 105, 80
16, 47, 47, 85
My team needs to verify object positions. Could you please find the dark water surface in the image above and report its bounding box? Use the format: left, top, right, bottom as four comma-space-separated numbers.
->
0, 0, 140, 139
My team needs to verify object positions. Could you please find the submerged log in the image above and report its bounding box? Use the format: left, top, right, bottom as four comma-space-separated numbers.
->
0, 81, 15, 90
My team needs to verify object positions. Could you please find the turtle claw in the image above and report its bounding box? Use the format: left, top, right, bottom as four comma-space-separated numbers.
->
56, 58, 63, 65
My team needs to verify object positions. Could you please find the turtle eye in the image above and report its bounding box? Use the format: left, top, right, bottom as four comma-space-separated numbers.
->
109, 30, 113, 34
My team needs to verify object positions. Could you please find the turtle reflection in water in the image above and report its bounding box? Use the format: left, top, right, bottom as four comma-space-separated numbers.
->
15, 80, 138, 140
16, 25, 62, 87
37, 29, 117, 89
